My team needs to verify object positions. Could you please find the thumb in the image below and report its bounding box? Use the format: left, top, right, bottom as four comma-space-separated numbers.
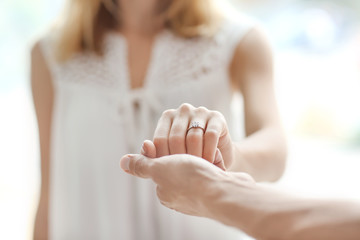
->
120, 154, 153, 178
141, 140, 156, 158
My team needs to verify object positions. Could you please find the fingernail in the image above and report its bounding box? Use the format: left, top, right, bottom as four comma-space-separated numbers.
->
120, 155, 132, 171
141, 142, 146, 155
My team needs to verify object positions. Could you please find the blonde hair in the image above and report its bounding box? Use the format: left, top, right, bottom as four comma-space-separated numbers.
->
55, 0, 221, 61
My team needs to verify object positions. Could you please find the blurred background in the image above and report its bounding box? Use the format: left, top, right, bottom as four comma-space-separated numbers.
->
1, 0, 360, 239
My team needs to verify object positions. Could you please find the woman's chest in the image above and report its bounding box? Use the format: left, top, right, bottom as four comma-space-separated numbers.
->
55, 32, 231, 92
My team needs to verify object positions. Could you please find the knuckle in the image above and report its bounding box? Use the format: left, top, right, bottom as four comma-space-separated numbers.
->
210, 111, 226, 122
196, 106, 209, 115
210, 110, 222, 118
162, 109, 175, 118
133, 158, 143, 176
129, 155, 147, 177
179, 103, 193, 113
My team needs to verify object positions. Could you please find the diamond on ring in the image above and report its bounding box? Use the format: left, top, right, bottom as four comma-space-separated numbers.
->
190, 122, 200, 128
187, 121, 205, 134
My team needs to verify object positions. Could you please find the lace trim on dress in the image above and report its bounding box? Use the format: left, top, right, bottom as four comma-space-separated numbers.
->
40, 17, 255, 89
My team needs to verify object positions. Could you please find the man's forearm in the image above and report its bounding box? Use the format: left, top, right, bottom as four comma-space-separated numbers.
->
205, 179, 360, 240
273, 200, 360, 240
229, 126, 287, 182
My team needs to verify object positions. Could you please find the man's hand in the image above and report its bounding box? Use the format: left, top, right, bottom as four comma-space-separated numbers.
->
120, 140, 254, 217
120, 144, 360, 240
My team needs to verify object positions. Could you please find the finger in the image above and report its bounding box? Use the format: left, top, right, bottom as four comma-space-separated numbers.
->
186, 118, 206, 157
141, 140, 156, 158
202, 116, 223, 163
213, 148, 226, 171
153, 110, 174, 157
168, 114, 189, 155
120, 154, 152, 178
208, 112, 233, 169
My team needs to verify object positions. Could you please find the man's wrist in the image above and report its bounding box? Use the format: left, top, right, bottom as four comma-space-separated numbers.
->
199, 171, 230, 218
201, 172, 263, 232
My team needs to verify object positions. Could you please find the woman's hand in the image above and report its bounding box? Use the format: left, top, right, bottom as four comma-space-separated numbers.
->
152, 103, 234, 170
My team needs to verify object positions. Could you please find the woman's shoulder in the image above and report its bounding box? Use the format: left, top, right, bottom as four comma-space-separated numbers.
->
207, 12, 258, 64
30, 27, 66, 78
216, 11, 257, 42
224, 13, 270, 59
33, 27, 60, 63
36, 25, 61, 49
31, 40, 47, 71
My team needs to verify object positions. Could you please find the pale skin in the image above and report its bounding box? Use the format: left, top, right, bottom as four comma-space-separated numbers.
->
32, 0, 285, 239
120, 142, 360, 240
150, 10, 287, 181
31, 43, 52, 240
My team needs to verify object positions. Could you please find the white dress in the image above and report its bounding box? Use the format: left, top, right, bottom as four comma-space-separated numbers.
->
41, 15, 254, 240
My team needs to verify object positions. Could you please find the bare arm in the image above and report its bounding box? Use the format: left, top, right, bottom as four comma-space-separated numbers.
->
229, 28, 287, 181
207, 177, 360, 240
120, 148, 360, 240
150, 28, 286, 181
31, 42, 54, 240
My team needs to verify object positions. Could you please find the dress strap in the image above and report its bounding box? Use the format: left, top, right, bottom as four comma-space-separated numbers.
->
216, 14, 258, 65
